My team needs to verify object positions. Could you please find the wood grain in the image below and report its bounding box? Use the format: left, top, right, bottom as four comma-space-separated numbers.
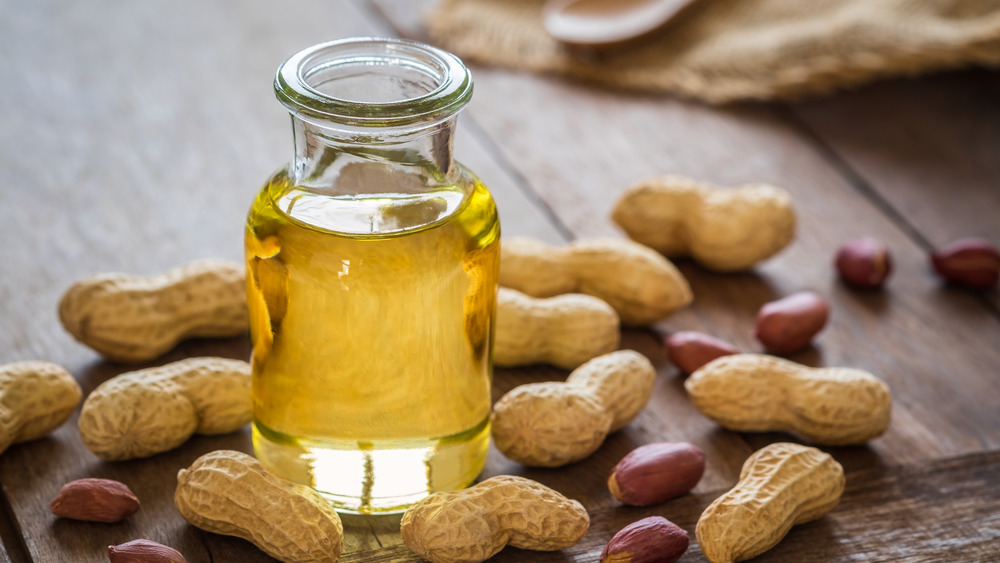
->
0, 0, 393, 561
2, 0, 999, 561
789, 70, 1000, 310
0, 505, 16, 563
423, 62, 1000, 469
338, 450, 1000, 562
0, 0, 567, 560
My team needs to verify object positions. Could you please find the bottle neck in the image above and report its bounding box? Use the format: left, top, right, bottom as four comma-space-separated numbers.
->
290, 115, 459, 192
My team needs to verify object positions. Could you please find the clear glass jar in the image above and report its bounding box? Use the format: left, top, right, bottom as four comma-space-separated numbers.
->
244, 37, 499, 514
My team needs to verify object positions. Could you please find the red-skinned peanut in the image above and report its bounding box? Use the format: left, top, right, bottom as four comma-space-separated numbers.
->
50, 478, 140, 523
608, 442, 706, 506
108, 539, 187, 563
835, 238, 892, 288
930, 238, 1000, 290
664, 331, 738, 375
601, 516, 689, 563
754, 291, 829, 355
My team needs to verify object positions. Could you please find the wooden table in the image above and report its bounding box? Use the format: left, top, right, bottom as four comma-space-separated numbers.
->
2, 1, 999, 561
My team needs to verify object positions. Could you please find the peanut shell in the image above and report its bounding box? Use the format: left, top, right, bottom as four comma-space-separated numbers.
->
686, 354, 891, 445
495, 288, 620, 369
401, 475, 589, 563
612, 175, 796, 272
79, 357, 250, 460
0, 361, 81, 455
175, 450, 343, 563
696, 442, 844, 563
500, 237, 692, 325
492, 350, 656, 467
59, 259, 247, 362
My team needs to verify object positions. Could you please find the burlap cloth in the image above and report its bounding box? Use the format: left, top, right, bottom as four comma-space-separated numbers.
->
426, 0, 1000, 103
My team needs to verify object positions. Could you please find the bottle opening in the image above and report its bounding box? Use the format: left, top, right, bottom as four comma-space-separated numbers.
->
302, 53, 443, 104
275, 37, 473, 127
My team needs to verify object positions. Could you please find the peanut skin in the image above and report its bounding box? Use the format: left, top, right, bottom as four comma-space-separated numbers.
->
0, 361, 81, 456
607, 442, 706, 506
696, 442, 844, 563
496, 288, 620, 369
500, 237, 692, 325
59, 259, 248, 362
930, 237, 1000, 289
401, 475, 589, 563
753, 291, 829, 355
612, 175, 796, 272
492, 350, 656, 467
601, 516, 689, 563
79, 357, 250, 460
685, 354, 891, 445
664, 331, 739, 374
50, 478, 140, 523
108, 540, 186, 563
835, 237, 892, 288
175, 450, 343, 563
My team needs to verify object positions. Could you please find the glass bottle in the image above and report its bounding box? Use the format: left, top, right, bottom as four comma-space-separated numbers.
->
244, 38, 499, 514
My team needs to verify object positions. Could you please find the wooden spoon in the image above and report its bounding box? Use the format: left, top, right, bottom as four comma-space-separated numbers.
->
543, 0, 701, 49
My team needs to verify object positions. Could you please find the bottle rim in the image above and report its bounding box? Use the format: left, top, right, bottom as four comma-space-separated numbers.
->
274, 37, 473, 128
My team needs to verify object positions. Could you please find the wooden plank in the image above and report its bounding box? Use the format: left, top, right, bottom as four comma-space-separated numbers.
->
0, 0, 566, 560
789, 69, 1000, 309
0, 1, 350, 562
372, 0, 1000, 475
0, 502, 16, 563
367, 0, 432, 40
338, 449, 1000, 562
456, 125, 570, 244
3, 0, 999, 561
791, 69, 1000, 247
0, 1, 375, 560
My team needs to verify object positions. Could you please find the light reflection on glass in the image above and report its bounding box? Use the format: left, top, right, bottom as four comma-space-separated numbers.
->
307, 444, 432, 513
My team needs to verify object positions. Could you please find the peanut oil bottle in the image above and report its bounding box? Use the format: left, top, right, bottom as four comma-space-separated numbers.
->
245, 38, 499, 514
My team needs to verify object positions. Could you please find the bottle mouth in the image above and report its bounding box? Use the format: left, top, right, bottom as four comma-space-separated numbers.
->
275, 37, 473, 128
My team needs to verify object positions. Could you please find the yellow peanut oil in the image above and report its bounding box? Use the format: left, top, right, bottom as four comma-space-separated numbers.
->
245, 165, 499, 514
